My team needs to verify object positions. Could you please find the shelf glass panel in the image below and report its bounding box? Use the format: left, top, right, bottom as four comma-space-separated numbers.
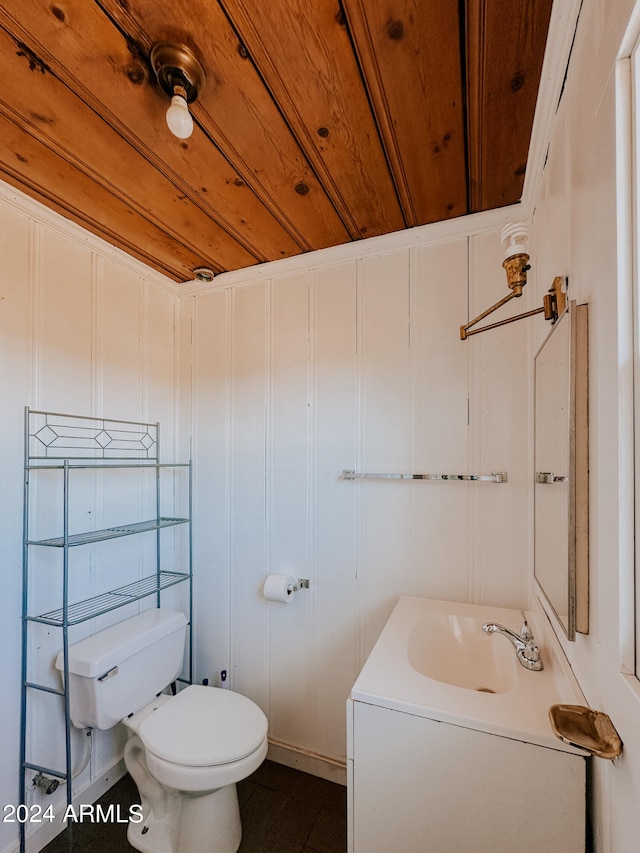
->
28, 517, 189, 547
29, 571, 189, 626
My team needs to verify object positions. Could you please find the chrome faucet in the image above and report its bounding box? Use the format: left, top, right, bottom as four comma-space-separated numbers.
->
482, 619, 543, 671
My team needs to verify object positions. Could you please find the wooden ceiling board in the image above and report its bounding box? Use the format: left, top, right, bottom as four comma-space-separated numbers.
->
0, 111, 204, 280
96, 0, 351, 254
0, 22, 258, 275
343, 0, 468, 226
0, 0, 554, 281
465, 0, 553, 212
220, 0, 406, 239
0, 0, 305, 270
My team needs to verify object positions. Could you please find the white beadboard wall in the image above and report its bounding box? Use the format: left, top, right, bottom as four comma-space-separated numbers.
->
0, 176, 532, 851
0, 184, 180, 853
525, 3, 640, 851
182, 225, 530, 777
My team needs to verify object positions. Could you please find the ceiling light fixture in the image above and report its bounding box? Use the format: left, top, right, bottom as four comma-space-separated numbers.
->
193, 267, 215, 283
459, 223, 566, 340
150, 43, 205, 140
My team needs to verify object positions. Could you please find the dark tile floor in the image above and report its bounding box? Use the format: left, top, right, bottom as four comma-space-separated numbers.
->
41, 760, 347, 853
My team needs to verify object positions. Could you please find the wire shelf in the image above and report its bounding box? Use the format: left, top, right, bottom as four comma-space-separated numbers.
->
26, 461, 190, 470
29, 571, 190, 626
21, 408, 194, 853
29, 517, 189, 547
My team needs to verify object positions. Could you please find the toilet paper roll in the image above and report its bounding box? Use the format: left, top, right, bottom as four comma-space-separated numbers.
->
263, 574, 297, 604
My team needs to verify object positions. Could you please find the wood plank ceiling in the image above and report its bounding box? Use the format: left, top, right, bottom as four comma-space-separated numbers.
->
0, 1, 552, 282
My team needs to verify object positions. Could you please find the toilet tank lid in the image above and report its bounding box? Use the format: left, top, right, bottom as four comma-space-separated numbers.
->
56, 609, 187, 678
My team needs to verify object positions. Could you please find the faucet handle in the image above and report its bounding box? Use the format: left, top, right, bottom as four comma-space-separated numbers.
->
524, 638, 541, 662
520, 619, 533, 641
520, 620, 543, 668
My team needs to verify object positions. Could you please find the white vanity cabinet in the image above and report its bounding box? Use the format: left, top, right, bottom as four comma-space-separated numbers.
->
347, 698, 586, 853
346, 596, 589, 853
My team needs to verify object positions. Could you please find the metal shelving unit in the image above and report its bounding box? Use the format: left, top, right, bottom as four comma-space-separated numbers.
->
19, 408, 193, 852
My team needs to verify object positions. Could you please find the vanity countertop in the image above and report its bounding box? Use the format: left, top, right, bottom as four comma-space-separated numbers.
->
350, 595, 588, 754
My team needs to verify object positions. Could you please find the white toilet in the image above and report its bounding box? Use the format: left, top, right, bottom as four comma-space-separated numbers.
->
57, 608, 268, 853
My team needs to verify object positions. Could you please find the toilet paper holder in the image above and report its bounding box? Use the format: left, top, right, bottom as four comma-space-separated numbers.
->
263, 574, 310, 603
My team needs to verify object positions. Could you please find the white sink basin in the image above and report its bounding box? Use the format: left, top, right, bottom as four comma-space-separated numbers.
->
351, 596, 587, 752
407, 612, 517, 693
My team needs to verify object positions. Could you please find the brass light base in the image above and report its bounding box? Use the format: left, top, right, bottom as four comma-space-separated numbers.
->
502, 252, 531, 296
150, 43, 205, 102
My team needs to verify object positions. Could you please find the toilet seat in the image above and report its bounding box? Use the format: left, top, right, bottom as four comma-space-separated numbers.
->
142, 735, 269, 793
137, 684, 268, 767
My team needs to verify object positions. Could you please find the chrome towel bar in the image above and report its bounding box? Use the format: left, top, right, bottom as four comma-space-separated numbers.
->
341, 470, 507, 484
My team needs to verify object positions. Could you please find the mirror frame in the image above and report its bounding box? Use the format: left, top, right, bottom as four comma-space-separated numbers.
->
534, 300, 589, 641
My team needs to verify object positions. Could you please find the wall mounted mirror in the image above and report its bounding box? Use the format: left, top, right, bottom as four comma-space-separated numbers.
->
534, 300, 589, 641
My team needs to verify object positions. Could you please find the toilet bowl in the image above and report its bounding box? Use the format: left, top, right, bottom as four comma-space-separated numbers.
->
123, 686, 268, 853
57, 609, 268, 853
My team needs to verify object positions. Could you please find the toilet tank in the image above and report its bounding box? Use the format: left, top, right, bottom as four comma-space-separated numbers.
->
56, 608, 187, 730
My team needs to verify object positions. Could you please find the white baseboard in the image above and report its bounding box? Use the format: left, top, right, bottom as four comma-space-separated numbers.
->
3, 760, 127, 853
267, 739, 347, 786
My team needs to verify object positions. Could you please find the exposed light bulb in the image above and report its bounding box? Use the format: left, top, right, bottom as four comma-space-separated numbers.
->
166, 93, 193, 139
500, 222, 529, 260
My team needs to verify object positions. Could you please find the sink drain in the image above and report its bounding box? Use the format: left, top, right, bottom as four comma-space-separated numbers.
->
475, 687, 496, 693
